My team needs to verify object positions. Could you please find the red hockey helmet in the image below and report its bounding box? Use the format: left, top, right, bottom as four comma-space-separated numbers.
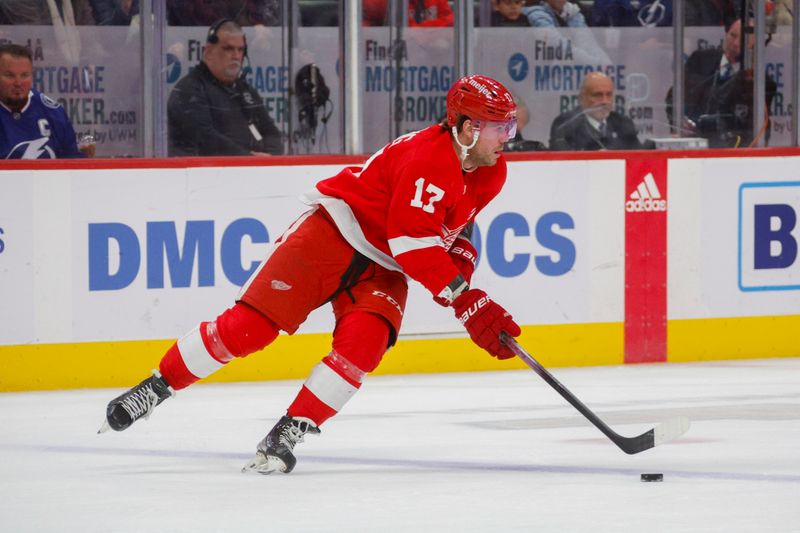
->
446, 75, 516, 127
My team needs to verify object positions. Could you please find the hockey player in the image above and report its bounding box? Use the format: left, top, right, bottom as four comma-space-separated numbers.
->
100, 74, 522, 475
0, 44, 84, 159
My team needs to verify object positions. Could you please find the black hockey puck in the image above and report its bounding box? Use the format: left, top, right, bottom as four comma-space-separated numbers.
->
640, 473, 663, 482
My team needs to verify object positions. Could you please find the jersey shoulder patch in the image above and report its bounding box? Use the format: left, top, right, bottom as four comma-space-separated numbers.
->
40, 93, 62, 110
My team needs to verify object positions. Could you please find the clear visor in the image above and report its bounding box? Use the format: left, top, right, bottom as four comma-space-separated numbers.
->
476, 119, 517, 142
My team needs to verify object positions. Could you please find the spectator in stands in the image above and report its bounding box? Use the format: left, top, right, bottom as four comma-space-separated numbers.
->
167, 0, 281, 26
685, 0, 736, 26
667, 17, 777, 148
549, 71, 646, 151
89, 0, 138, 25
167, 19, 283, 156
590, 0, 636, 27
0, 0, 94, 25
292, 0, 461, 28
491, 0, 531, 27
0, 43, 87, 159
408, 0, 453, 27
298, 2, 336, 26
504, 95, 545, 151
591, 0, 672, 27
771, 0, 792, 25
523, 0, 610, 64
0, 1, 94, 61
523, 0, 587, 28
363, 0, 388, 26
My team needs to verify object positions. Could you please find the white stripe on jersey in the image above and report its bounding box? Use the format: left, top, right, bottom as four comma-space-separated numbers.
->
301, 191, 403, 273
387, 234, 443, 256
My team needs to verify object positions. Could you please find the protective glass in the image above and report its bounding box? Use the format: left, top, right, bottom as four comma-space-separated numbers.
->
477, 119, 517, 142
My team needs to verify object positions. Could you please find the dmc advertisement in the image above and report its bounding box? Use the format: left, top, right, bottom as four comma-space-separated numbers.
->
0, 160, 610, 346
2, 155, 798, 352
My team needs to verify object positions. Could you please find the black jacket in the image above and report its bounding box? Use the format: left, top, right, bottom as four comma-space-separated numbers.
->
548, 108, 645, 151
490, 12, 531, 27
667, 48, 777, 148
684, 0, 735, 26
167, 62, 283, 156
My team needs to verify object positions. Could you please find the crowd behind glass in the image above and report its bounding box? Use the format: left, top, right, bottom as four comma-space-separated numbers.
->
0, 0, 795, 158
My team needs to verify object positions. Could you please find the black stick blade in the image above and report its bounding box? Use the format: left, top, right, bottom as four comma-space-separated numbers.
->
501, 333, 690, 455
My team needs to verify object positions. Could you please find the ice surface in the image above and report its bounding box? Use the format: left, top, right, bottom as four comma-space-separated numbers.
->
1, 358, 798, 532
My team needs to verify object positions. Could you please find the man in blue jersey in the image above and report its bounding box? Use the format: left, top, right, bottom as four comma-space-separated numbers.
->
0, 43, 84, 159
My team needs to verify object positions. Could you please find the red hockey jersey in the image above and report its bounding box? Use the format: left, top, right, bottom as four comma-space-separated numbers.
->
302, 125, 507, 299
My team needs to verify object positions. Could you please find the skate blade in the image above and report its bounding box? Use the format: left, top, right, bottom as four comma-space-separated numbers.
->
97, 419, 111, 434
241, 453, 287, 475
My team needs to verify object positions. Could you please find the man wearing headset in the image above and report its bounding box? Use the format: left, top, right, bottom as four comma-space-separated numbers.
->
167, 19, 283, 156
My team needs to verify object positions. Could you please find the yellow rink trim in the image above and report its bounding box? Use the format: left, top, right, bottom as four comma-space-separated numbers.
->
668, 314, 800, 362
3, 315, 797, 392
0, 323, 623, 392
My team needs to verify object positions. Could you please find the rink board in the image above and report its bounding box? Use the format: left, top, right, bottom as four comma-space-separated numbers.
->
1, 151, 799, 391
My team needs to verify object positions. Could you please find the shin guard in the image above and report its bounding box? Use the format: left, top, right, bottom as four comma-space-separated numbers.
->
159, 303, 280, 390
287, 312, 390, 425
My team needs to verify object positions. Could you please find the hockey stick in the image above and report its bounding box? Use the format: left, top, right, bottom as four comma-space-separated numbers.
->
500, 333, 690, 455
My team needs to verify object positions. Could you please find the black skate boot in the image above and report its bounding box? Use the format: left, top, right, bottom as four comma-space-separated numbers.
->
98, 370, 175, 433
242, 416, 320, 474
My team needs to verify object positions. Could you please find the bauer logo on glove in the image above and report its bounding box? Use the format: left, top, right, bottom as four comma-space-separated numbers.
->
456, 293, 491, 325
451, 288, 521, 359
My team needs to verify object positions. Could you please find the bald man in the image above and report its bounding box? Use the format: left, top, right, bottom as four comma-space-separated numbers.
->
549, 72, 646, 151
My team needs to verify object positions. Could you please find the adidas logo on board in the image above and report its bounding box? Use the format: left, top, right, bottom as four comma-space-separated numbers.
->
626, 173, 667, 212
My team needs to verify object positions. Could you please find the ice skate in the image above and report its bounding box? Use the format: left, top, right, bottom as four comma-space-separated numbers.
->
98, 370, 175, 433
242, 416, 320, 474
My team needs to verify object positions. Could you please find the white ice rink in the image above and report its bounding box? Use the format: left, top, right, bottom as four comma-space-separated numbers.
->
1, 358, 798, 532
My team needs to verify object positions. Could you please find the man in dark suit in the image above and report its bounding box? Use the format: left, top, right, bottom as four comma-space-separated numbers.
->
549, 71, 646, 151
668, 17, 777, 148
